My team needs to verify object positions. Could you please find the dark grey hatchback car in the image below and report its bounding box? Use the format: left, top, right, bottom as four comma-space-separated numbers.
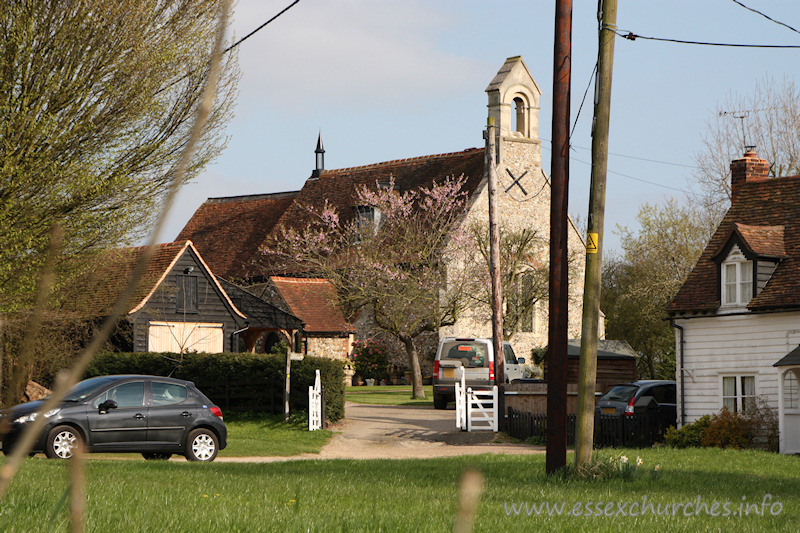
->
0, 375, 227, 462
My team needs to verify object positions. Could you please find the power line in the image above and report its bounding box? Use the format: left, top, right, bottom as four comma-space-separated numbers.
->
731, 0, 800, 35
569, 155, 693, 194
570, 62, 597, 139
155, 0, 302, 95
613, 29, 800, 48
542, 139, 698, 169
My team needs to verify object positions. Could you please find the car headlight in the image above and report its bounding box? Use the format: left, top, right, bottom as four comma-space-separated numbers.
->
14, 408, 60, 424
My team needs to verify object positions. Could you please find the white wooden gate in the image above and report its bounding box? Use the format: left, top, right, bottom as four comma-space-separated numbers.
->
308, 369, 322, 431
455, 373, 467, 429
455, 374, 498, 432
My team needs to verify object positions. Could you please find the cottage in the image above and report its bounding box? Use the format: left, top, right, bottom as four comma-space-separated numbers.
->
667, 150, 800, 453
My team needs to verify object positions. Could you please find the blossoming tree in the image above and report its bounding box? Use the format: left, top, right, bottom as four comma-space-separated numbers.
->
263, 176, 479, 398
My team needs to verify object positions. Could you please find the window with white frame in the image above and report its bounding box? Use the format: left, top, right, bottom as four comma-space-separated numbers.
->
722, 375, 756, 414
353, 206, 382, 243
721, 252, 753, 307
785, 370, 799, 410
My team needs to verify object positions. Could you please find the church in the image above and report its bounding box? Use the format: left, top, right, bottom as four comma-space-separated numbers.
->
177, 56, 593, 371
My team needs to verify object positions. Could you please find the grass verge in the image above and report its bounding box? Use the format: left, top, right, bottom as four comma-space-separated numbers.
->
222, 412, 333, 457
1, 447, 798, 531
346, 385, 433, 406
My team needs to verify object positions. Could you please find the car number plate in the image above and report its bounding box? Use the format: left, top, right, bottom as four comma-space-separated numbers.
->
602, 407, 615, 415
443, 368, 455, 379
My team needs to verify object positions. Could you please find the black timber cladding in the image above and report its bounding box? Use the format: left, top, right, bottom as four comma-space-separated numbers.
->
128, 247, 244, 352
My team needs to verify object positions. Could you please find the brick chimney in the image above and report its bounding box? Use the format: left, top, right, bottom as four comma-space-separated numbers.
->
730, 149, 769, 201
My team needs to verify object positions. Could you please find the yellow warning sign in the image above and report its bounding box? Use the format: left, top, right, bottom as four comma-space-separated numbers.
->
586, 233, 598, 254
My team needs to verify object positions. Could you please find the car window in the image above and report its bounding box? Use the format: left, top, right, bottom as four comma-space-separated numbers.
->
601, 385, 638, 402
152, 382, 188, 406
650, 384, 676, 404
105, 382, 145, 408
441, 341, 489, 368
504, 343, 518, 365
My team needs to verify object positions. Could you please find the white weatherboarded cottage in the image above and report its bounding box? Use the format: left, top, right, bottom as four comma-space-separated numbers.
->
667, 150, 800, 453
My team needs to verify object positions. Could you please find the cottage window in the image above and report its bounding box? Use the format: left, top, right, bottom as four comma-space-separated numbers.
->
176, 274, 198, 313
722, 375, 756, 414
721, 258, 752, 307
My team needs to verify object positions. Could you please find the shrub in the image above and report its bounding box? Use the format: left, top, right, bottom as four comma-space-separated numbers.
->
700, 407, 752, 449
86, 352, 345, 421
742, 397, 779, 452
351, 340, 389, 380
664, 415, 711, 448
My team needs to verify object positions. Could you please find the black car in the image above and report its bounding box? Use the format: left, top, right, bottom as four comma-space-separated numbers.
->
595, 380, 677, 428
0, 375, 227, 462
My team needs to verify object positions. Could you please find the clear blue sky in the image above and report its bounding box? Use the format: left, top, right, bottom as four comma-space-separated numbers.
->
161, 0, 800, 255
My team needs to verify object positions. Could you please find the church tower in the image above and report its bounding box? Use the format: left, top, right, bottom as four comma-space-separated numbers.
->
485, 56, 543, 202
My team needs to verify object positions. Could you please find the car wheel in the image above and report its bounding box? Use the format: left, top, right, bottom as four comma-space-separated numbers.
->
142, 452, 172, 460
184, 428, 218, 462
433, 395, 448, 410
45, 425, 82, 459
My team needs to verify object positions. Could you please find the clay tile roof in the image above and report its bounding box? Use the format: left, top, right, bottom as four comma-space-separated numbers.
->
66, 241, 190, 317
668, 174, 800, 314
267, 148, 486, 240
270, 276, 353, 334
731, 223, 786, 259
177, 192, 298, 280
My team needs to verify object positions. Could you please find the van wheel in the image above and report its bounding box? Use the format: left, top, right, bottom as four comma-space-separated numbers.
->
433, 395, 448, 410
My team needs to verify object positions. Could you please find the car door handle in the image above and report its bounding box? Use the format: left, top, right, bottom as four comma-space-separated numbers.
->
134, 413, 145, 420
181, 411, 191, 418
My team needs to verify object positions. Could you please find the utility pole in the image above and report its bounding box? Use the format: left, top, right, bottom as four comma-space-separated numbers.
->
486, 117, 505, 387
546, 0, 572, 475
576, 0, 617, 466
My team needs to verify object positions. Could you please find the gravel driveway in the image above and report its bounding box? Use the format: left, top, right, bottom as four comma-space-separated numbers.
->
218, 401, 543, 463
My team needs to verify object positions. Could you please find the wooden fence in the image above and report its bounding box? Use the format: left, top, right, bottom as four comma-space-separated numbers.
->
507, 407, 669, 448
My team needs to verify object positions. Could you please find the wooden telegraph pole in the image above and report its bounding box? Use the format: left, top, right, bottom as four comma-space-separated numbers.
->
575, 0, 618, 466
486, 117, 505, 387
546, 0, 572, 475
486, 117, 505, 430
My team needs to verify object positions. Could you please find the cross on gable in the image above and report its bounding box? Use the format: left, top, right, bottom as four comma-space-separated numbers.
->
505, 168, 528, 195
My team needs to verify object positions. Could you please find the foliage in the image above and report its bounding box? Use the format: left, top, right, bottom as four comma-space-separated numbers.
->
466, 224, 556, 340
602, 200, 714, 379
665, 399, 779, 452
700, 407, 753, 449
664, 415, 711, 448
350, 339, 389, 380
567, 453, 662, 482
693, 76, 800, 220
264, 176, 477, 399
86, 352, 345, 421
0, 0, 238, 312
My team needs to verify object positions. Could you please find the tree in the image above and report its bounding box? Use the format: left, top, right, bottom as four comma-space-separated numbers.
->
601, 200, 713, 379
466, 224, 553, 340
693, 77, 800, 221
264, 176, 478, 399
0, 0, 238, 312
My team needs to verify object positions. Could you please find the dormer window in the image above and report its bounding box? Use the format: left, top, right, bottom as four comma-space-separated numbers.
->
355, 205, 382, 230
721, 254, 753, 307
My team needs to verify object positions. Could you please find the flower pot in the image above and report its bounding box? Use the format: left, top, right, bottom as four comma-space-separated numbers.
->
364, 378, 376, 386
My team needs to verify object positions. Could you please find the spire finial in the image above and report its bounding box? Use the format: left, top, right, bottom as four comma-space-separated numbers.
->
312, 131, 325, 177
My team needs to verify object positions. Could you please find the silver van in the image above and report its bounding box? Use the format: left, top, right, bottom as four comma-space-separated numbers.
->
431, 337, 525, 409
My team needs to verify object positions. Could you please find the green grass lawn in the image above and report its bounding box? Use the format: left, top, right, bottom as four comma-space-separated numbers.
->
3, 447, 798, 531
346, 385, 433, 406
221, 412, 333, 456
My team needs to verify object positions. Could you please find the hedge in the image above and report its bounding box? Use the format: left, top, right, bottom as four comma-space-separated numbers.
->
86, 352, 344, 421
